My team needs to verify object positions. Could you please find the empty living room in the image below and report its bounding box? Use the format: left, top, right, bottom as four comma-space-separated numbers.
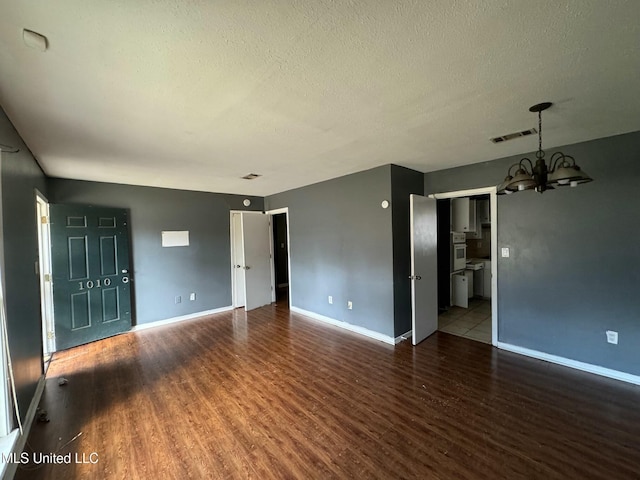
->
1, 1, 639, 479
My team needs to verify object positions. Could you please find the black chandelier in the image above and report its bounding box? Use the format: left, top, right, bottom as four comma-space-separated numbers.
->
497, 102, 593, 195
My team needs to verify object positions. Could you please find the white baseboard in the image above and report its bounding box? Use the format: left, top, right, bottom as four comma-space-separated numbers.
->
395, 330, 412, 344
497, 342, 640, 386
2, 374, 46, 480
131, 306, 233, 332
290, 306, 396, 345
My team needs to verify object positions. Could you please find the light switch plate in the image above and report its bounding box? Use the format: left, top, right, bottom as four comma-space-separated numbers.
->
606, 330, 618, 344
501, 247, 510, 258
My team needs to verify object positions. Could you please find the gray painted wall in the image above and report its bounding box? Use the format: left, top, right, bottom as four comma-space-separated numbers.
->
0, 108, 47, 421
48, 179, 263, 325
266, 166, 396, 337
390, 165, 424, 336
424, 131, 640, 376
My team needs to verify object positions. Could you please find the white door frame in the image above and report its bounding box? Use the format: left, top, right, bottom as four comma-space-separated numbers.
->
0, 150, 12, 436
429, 186, 498, 346
35, 190, 55, 357
265, 207, 292, 308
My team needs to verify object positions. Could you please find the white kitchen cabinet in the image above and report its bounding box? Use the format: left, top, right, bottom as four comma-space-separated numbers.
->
452, 198, 476, 233
452, 272, 468, 308
477, 199, 491, 224
465, 270, 473, 299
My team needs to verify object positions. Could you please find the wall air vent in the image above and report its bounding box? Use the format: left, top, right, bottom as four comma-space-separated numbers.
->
490, 128, 537, 144
241, 173, 261, 180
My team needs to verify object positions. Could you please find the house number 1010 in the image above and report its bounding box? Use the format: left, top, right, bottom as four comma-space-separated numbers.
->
78, 278, 112, 290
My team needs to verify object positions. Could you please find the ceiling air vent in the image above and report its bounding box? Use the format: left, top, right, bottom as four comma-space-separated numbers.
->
490, 128, 537, 144
241, 173, 261, 180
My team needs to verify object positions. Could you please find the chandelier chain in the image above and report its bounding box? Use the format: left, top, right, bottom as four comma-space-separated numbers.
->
537, 110, 543, 159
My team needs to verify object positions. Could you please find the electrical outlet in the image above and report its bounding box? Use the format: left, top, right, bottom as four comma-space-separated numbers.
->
606, 330, 618, 344
175, 295, 182, 304
501, 247, 510, 258
347, 301, 353, 310
190, 293, 196, 301
328, 296, 333, 304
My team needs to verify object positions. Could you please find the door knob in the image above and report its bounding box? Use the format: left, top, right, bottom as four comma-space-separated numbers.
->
235, 265, 241, 268
244, 266, 251, 270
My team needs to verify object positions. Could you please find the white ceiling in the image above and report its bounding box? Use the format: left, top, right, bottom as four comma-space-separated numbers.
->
1, 1, 639, 196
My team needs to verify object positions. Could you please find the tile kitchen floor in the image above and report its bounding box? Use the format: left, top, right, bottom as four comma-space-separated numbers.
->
438, 298, 491, 344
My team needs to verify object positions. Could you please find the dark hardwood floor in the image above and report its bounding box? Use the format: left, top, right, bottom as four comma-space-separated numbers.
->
16, 302, 640, 479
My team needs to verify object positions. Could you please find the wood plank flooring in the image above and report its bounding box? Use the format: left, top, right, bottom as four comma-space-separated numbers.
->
15, 302, 640, 479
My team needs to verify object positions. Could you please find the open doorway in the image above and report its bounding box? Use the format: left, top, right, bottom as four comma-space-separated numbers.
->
230, 209, 292, 311
266, 207, 291, 309
433, 188, 498, 346
230, 211, 276, 311
271, 213, 289, 306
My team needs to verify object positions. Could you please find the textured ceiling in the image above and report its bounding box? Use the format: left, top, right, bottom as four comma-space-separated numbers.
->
1, 1, 639, 196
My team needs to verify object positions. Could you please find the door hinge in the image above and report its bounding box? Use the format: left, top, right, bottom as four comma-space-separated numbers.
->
46, 331, 55, 340
44, 273, 52, 282
41, 215, 49, 224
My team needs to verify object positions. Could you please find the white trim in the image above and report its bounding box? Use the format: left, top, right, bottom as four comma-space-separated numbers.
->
290, 306, 396, 345
429, 186, 495, 200
497, 342, 640, 386
131, 306, 233, 332
35, 190, 55, 357
265, 207, 288, 215
489, 189, 498, 346
2, 375, 46, 480
395, 330, 412, 344
429, 186, 499, 347
0, 151, 10, 437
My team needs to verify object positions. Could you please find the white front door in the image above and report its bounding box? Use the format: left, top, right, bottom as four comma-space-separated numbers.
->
410, 194, 438, 345
241, 213, 273, 311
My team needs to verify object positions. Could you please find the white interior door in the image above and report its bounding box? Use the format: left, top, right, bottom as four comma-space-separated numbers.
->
242, 213, 273, 311
231, 213, 246, 307
410, 194, 438, 345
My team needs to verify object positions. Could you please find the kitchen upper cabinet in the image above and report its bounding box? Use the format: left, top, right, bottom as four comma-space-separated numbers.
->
452, 198, 476, 232
477, 199, 491, 224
